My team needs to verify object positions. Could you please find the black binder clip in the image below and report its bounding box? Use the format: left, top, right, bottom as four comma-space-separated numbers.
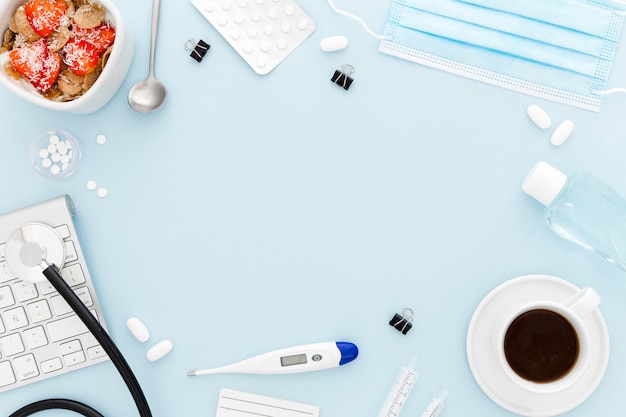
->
185, 39, 211, 62
389, 308, 414, 335
331, 64, 355, 90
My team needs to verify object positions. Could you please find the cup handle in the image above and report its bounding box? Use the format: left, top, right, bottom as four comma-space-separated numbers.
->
562, 288, 601, 319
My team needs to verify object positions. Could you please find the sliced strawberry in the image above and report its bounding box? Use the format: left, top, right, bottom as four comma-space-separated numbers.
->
72, 24, 116, 55
63, 38, 99, 76
37, 52, 61, 92
8, 38, 61, 93
24, 0, 67, 38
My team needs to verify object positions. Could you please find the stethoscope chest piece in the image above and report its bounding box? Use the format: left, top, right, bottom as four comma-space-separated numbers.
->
5, 223, 66, 283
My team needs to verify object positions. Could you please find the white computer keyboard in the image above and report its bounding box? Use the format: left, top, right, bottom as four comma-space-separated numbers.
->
0, 196, 108, 392
191, 0, 315, 74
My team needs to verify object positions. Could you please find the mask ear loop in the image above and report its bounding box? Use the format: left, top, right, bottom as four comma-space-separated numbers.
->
327, 0, 390, 40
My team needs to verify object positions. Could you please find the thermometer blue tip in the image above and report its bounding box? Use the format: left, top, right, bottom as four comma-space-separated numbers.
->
336, 342, 359, 365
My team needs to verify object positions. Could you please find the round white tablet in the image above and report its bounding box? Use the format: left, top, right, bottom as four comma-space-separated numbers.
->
97, 187, 108, 198
86, 180, 97, 191
147, 339, 173, 362
96, 134, 107, 145
126, 317, 150, 342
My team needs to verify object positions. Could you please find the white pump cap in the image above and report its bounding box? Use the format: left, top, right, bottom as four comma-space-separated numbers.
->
522, 161, 568, 206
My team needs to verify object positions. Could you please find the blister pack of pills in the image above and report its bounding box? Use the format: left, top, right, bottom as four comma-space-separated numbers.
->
191, 0, 315, 74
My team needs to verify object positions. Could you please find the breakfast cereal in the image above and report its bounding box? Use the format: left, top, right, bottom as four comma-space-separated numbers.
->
1, 0, 115, 101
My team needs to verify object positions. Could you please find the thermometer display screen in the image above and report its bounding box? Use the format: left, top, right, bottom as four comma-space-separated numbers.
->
280, 353, 307, 367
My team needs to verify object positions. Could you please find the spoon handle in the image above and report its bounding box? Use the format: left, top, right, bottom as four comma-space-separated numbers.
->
148, 0, 161, 78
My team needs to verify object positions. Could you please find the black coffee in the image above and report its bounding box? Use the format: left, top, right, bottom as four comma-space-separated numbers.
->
504, 309, 579, 383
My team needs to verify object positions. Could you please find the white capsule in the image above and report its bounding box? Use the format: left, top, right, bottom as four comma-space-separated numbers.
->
126, 317, 150, 342
146, 339, 173, 362
320, 35, 349, 52
527, 104, 551, 129
551, 120, 574, 146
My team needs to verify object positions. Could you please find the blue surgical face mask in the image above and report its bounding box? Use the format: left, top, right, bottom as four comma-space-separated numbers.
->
374, 0, 626, 111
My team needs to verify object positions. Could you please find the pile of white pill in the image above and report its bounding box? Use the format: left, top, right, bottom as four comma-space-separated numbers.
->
526, 104, 574, 146
32, 131, 79, 178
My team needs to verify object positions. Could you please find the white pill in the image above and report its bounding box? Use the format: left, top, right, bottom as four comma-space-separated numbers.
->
39, 148, 49, 158
320, 35, 349, 52
126, 317, 150, 342
49, 134, 60, 144
146, 339, 173, 362
527, 104, 551, 129
41, 158, 52, 168
551, 120, 574, 146
50, 164, 61, 175
97, 187, 108, 198
96, 134, 107, 145
86, 180, 97, 190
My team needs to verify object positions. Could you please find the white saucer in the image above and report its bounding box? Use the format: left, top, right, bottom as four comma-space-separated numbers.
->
466, 274, 610, 417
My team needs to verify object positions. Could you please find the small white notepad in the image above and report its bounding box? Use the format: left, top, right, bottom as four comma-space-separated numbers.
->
216, 388, 320, 417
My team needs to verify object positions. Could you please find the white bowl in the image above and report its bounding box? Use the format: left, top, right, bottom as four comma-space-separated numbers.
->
0, 0, 133, 114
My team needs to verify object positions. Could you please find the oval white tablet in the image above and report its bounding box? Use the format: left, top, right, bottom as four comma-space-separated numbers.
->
147, 339, 173, 362
527, 104, 551, 129
126, 317, 150, 342
551, 120, 574, 146
320, 35, 348, 52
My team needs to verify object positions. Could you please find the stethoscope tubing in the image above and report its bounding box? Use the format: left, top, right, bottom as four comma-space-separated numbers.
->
11, 264, 154, 417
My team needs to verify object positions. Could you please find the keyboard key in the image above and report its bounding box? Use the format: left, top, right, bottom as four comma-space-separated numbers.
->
40, 357, 63, 374
54, 225, 71, 239
50, 295, 73, 316
64, 241, 78, 263
13, 282, 38, 303
27, 300, 52, 323
87, 345, 107, 360
37, 281, 56, 296
60, 340, 82, 355
13, 354, 39, 380
3, 307, 29, 331
47, 313, 92, 342
0, 262, 15, 283
23, 326, 48, 349
51, 288, 93, 316
0, 333, 25, 356
0, 285, 15, 308
63, 351, 86, 367
61, 264, 86, 286
0, 361, 16, 387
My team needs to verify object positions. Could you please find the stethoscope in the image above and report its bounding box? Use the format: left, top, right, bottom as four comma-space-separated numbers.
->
4, 223, 152, 417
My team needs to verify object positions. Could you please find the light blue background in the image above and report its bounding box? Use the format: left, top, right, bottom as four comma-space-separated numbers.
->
1, 0, 626, 416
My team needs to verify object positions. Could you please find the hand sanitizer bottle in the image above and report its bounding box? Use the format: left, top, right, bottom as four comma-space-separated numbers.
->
522, 161, 626, 271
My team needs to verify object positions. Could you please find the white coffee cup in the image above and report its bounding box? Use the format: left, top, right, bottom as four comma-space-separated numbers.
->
497, 287, 600, 394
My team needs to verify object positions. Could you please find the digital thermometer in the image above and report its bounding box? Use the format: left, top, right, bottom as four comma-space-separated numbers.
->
187, 341, 358, 376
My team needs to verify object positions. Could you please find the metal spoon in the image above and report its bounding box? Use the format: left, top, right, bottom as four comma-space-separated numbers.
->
128, 0, 166, 113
